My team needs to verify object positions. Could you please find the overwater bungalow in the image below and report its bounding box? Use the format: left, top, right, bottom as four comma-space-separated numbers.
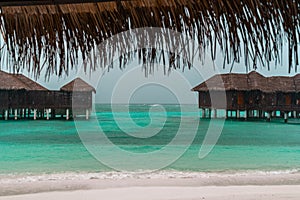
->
0, 71, 48, 120
59, 78, 96, 120
192, 72, 300, 122
0, 71, 95, 120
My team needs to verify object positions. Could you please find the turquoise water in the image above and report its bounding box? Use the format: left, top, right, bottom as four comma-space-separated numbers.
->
0, 104, 300, 174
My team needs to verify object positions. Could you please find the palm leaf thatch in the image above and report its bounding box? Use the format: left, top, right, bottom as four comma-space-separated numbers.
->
191, 71, 298, 93
0, 70, 47, 90
0, 0, 299, 78
61, 77, 96, 93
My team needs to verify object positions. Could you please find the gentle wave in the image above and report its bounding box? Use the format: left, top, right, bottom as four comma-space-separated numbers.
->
1, 169, 300, 184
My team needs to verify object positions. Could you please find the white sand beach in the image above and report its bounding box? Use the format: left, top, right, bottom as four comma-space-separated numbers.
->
1, 171, 300, 200
2, 185, 300, 200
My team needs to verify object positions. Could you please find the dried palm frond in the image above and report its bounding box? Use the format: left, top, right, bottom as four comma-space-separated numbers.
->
0, 0, 299, 78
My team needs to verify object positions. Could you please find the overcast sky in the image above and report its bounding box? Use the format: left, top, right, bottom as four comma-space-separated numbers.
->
2, 35, 298, 104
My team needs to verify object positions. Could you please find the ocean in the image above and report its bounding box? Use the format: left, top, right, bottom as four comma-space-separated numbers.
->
0, 104, 300, 175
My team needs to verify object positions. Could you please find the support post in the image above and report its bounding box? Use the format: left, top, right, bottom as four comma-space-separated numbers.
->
66, 109, 70, 120
52, 109, 56, 119
86, 109, 89, 120
213, 109, 217, 118
293, 111, 297, 118
244, 110, 248, 120
267, 112, 271, 122
14, 109, 18, 120
33, 109, 37, 120
249, 110, 254, 118
5, 110, 8, 120
258, 110, 261, 118
236, 110, 240, 118
202, 108, 205, 118
271, 111, 275, 118
46, 109, 50, 120
246, 110, 250, 118
225, 110, 228, 119
284, 112, 288, 123
208, 109, 212, 119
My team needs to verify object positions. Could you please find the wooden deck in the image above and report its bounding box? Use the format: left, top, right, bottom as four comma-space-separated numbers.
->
0, 90, 93, 120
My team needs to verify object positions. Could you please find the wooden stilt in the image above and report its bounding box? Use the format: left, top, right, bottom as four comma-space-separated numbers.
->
5, 110, 8, 120
202, 108, 205, 118
284, 112, 288, 123
225, 110, 228, 119
267, 112, 271, 122
237, 110, 240, 118
14, 109, 18, 120
46, 109, 50, 120
293, 111, 297, 118
66, 109, 70, 120
249, 110, 253, 118
213, 109, 217, 118
52, 109, 56, 119
244, 110, 248, 119
271, 111, 275, 118
33, 109, 37, 120
86, 109, 89, 120
208, 109, 212, 118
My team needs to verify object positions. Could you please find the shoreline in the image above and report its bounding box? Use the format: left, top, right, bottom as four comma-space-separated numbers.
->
1, 170, 300, 197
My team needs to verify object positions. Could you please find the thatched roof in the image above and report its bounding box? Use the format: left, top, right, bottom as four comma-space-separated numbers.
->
267, 76, 295, 93
60, 78, 96, 93
193, 73, 250, 92
0, 71, 47, 91
192, 71, 300, 93
294, 74, 300, 92
0, 0, 299, 78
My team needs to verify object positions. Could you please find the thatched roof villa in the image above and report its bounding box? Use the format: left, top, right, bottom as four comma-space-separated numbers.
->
60, 78, 96, 120
0, 71, 95, 120
0, 71, 48, 114
192, 72, 300, 122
